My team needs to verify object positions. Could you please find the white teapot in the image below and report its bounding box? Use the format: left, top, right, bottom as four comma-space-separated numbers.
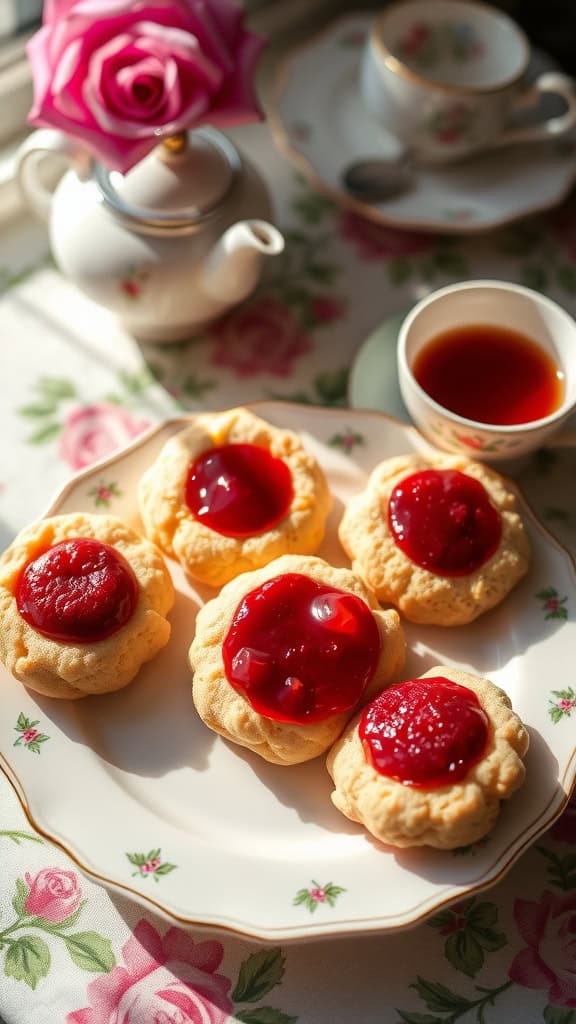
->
16, 128, 285, 342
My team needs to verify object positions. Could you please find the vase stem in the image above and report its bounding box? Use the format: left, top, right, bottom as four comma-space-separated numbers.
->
161, 132, 188, 156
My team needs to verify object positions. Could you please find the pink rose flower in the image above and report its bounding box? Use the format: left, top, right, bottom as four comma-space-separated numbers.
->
67, 918, 232, 1024
509, 892, 576, 1007
59, 403, 151, 470
27, 0, 265, 172
340, 211, 431, 262
24, 868, 82, 923
22, 728, 39, 744
209, 295, 312, 377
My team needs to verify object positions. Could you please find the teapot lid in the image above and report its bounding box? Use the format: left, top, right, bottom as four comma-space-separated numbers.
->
93, 128, 240, 235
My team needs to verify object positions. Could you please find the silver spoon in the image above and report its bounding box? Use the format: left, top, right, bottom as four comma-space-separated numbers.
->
341, 155, 415, 202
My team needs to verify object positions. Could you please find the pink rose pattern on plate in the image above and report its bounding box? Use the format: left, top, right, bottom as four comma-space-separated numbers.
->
13, 713, 49, 754
293, 881, 346, 913
126, 849, 177, 882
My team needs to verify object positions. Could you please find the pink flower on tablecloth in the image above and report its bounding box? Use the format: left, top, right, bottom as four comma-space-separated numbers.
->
67, 918, 232, 1024
209, 295, 312, 377
550, 789, 576, 844
509, 891, 576, 1007
59, 403, 151, 470
311, 296, 346, 323
24, 868, 82, 923
339, 211, 432, 262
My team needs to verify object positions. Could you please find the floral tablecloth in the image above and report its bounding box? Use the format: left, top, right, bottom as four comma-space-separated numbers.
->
1, 119, 576, 1024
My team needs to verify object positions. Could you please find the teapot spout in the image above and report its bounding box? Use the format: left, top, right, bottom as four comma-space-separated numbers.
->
202, 219, 284, 307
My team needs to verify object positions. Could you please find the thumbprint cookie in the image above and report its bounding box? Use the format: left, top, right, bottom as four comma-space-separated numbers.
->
338, 454, 530, 625
327, 665, 529, 849
0, 513, 174, 699
189, 554, 405, 765
138, 407, 332, 587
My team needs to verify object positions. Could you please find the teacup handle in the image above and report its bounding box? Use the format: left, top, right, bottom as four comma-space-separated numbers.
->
499, 72, 576, 147
16, 129, 91, 222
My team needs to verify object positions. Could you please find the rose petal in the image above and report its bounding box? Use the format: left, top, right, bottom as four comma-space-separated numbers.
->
162, 929, 225, 974
508, 948, 555, 989
122, 919, 166, 979
549, 975, 576, 1008
513, 897, 550, 948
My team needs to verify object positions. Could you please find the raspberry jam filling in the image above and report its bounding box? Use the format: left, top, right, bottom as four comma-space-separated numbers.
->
223, 572, 381, 724
185, 443, 293, 538
388, 468, 501, 576
360, 677, 489, 788
15, 538, 138, 643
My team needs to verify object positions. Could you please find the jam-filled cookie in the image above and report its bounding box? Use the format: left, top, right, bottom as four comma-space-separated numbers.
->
138, 407, 332, 587
338, 454, 530, 625
0, 513, 174, 699
189, 554, 405, 765
327, 665, 529, 849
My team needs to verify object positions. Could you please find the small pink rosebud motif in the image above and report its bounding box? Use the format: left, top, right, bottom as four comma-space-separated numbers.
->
310, 887, 327, 903
22, 728, 39, 744
141, 858, 162, 875
24, 868, 82, 923
546, 598, 561, 613
559, 699, 576, 712
97, 486, 112, 502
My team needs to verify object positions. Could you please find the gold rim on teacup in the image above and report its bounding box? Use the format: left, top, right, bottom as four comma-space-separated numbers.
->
370, 0, 530, 96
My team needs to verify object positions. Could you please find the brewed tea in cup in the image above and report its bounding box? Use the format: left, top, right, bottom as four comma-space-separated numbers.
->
397, 280, 576, 461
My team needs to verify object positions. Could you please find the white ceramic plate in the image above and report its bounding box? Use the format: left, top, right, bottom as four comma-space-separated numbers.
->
1, 402, 575, 941
269, 15, 576, 235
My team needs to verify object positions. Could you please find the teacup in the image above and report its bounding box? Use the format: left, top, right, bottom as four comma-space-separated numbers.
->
360, 0, 576, 164
397, 280, 576, 462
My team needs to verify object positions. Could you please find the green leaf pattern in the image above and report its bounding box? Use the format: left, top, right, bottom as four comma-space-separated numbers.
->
126, 848, 177, 881
232, 948, 286, 1003
293, 881, 345, 913
13, 714, 50, 754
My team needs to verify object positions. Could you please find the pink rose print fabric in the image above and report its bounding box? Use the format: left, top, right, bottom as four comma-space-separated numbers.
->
550, 790, 576, 844
67, 919, 232, 1024
24, 868, 82, 923
339, 211, 432, 262
209, 295, 311, 377
59, 403, 151, 470
509, 892, 576, 1007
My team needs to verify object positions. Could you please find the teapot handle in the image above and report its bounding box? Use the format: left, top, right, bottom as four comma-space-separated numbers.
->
16, 129, 92, 222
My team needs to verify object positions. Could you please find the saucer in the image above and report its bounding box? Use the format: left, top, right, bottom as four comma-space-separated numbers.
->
269, 15, 576, 235
348, 308, 410, 421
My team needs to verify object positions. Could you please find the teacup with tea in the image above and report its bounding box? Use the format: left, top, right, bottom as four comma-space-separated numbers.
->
397, 280, 576, 461
361, 0, 576, 164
